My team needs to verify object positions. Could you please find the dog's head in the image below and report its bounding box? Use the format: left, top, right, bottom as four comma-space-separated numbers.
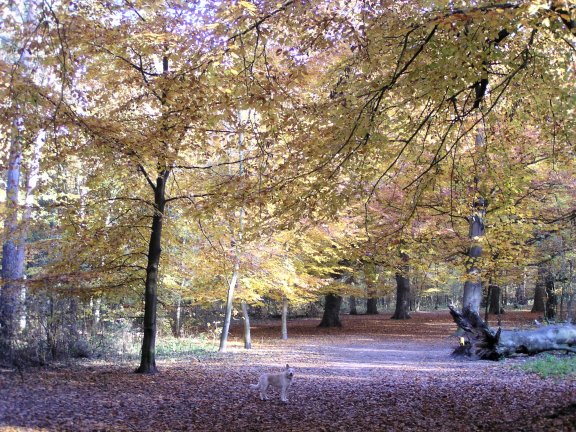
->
285, 364, 294, 379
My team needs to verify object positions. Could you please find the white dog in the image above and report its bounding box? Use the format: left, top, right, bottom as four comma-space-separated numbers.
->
250, 364, 294, 403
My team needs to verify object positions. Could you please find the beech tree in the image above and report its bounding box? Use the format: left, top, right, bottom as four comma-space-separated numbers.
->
0, 0, 53, 360
315, 1, 575, 316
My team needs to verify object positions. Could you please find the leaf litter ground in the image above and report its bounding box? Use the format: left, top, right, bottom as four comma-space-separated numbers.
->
1, 311, 575, 431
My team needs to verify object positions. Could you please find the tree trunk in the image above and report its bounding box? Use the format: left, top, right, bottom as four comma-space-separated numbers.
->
392, 273, 411, 319
171, 296, 182, 338
462, 130, 487, 314
515, 272, 527, 306
318, 294, 343, 327
16, 130, 45, 334
218, 261, 239, 353
241, 301, 251, 349
281, 298, 288, 340
0, 0, 41, 363
349, 296, 357, 315
567, 293, 575, 323
488, 284, 503, 314
450, 305, 576, 360
532, 266, 547, 313
46, 295, 58, 360
366, 297, 379, 314
136, 170, 170, 374
462, 216, 484, 313
91, 297, 101, 337
545, 272, 557, 321
0, 131, 24, 361
392, 253, 411, 319
219, 113, 246, 352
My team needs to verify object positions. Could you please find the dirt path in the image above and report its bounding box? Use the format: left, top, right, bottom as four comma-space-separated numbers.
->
1, 312, 575, 431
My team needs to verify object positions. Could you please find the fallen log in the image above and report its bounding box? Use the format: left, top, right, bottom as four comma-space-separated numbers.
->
449, 305, 576, 360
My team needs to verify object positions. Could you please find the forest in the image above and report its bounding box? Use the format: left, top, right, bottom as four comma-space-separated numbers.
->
1, 0, 576, 430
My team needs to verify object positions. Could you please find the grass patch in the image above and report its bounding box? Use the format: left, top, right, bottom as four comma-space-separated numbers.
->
155, 335, 218, 360
517, 354, 576, 378
89, 331, 219, 362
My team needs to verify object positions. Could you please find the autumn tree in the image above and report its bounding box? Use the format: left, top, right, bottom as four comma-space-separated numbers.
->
31, 1, 254, 372
0, 0, 57, 361
29, 0, 364, 365
316, 1, 575, 318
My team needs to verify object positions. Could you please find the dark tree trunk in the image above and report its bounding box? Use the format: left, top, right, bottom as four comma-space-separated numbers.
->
545, 272, 557, 321
532, 285, 546, 313
349, 296, 358, 315
392, 273, 411, 319
532, 266, 547, 313
366, 297, 379, 315
392, 253, 411, 319
318, 294, 343, 328
450, 305, 576, 360
136, 170, 169, 374
488, 284, 503, 314
241, 301, 251, 349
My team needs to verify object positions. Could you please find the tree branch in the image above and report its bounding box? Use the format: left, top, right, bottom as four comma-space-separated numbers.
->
138, 164, 156, 191
228, 1, 295, 42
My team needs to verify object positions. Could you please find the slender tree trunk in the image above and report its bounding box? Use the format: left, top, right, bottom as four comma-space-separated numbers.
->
171, 296, 182, 338
532, 266, 547, 313
545, 272, 557, 321
392, 253, 411, 319
281, 298, 288, 340
46, 295, 58, 360
567, 261, 574, 323
136, 170, 169, 374
219, 261, 239, 352
349, 296, 357, 315
219, 111, 247, 352
515, 270, 527, 306
488, 284, 502, 314
318, 294, 343, 327
567, 293, 574, 323
241, 301, 251, 349
91, 297, 101, 337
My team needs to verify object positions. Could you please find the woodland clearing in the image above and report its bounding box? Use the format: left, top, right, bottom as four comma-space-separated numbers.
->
0, 311, 574, 432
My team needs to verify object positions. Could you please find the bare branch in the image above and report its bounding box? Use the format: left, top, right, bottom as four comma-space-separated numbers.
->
138, 164, 157, 191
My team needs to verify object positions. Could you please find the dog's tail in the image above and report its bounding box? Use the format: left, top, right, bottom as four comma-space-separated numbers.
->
250, 383, 259, 389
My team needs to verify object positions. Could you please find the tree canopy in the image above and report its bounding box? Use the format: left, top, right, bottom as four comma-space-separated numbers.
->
1, 0, 575, 367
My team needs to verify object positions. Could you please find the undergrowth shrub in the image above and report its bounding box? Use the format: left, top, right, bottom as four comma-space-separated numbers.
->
517, 354, 576, 378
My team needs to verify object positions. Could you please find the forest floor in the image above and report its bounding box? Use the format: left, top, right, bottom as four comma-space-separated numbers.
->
0, 310, 575, 432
